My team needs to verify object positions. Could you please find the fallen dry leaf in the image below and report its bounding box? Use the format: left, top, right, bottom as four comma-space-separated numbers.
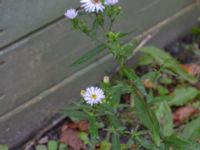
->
173, 106, 199, 125
181, 64, 200, 78
78, 120, 89, 132
60, 128, 85, 150
61, 120, 89, 132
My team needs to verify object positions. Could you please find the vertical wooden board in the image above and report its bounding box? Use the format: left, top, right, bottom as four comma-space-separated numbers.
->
0, 0, 192, 48
0, 1, 196, 116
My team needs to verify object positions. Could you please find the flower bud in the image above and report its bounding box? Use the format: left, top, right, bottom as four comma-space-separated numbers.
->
103, 76, 110, 83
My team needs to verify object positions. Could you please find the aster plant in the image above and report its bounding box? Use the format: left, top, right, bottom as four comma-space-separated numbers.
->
63, 0, 200, 150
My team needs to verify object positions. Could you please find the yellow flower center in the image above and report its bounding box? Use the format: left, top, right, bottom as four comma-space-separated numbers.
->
91, 0, 100, 4
91, 94, 97, 100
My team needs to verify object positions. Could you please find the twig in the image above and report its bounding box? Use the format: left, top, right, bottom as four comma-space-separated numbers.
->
131, 31, 158, 57
23, 116, 67, 150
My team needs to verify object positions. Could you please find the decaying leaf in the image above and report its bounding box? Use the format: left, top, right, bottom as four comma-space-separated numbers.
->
62, 120, 89, 132
181, 64, 200, 78
173, 106, 199, 125
60, 128, 85, 150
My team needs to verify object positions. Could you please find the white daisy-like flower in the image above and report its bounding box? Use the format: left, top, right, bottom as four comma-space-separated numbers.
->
105, 0, 119, 5
64, 8, 78, 19
80, 0, 105, 13
82, 86, 105, 105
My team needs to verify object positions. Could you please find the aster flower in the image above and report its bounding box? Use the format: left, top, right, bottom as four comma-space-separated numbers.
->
64, 8, 78, 19
80, 0, 105, 13
82, 86, 105, 105
105, 0, 119, 5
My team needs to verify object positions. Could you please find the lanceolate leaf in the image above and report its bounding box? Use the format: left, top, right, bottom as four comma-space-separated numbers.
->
111, 133, 121, 150
155, 102, 173, 137
164, 135, 200, 150
122, 67, 147, 96
71, 44, 107, 66
61, 110, 88, 122
181, 116, 200, 141
168, 87, 199, 106
134, 94, 161, 146
140, 46, 197, 83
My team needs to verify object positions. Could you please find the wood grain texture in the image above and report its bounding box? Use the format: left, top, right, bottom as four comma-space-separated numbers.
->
0, 0, 192, 48
0, 0, 194, 117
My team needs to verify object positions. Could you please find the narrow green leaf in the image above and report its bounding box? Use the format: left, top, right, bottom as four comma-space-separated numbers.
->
181, 116, 200, 141
71, 44, 106, 66
169, 87, 199, 106
89, 115, 98, 150
36, 145, 47, 150
111, 133, 121, 150
141, 46, 197, 83
134, 94, 161, 146
61, 110, 88, 122
122, 67, 147, 96
155, 102, 173, 137
48, 140, 58, 150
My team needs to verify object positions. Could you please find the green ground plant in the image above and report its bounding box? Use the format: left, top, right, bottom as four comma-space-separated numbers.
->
61, 0, 200, 150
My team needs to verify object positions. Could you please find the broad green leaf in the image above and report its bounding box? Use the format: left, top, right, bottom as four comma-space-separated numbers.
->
159, 77, 173, 85
79, 132, 90, 145
122, 67, 147, 96
142, 71, 161, 82
134, 136, 155, 150
141, 46, 197, 83
71, 44, 107, 66
0, 145, 8, 150
155, 102, 173, 137
168, 87, 199, 106
59, 144, 68, 150
181, 116, 200, 141
36, 145, 47, 150
48, 140, 58, 150
138, 54, 154, 66
164, 135, 200, 150
99, 140, 111, 150
61, 110, 88, 122
157, 85, 169, 95
192, 27, 200, 36
134, 94, 161, 146
111, 133, 121, 150
109, 83, 131, 105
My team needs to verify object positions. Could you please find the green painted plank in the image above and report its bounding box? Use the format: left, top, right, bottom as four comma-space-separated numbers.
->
0, 5, 199, 148
0, 0, 192, 48
0, 1, 196, 116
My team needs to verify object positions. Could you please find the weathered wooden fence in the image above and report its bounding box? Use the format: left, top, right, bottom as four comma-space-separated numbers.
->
0, 0, 200, 148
